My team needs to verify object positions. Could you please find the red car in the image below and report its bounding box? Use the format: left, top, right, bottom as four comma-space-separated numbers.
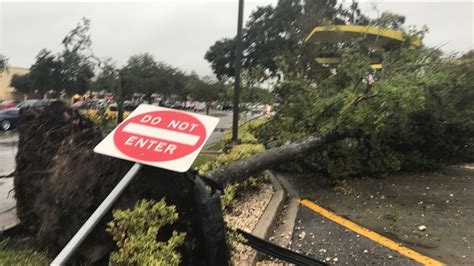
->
0, 100, 18, 109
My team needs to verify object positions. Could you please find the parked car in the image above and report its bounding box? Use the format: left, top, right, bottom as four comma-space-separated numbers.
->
124, 101, 139, 111
171, 101, 185, 109
194, 102, 206, 112
185, 101, 194, 110
163, 100, 175, 108
96, 99, 108, 109
0, 108, 19, 130
0, 100, 18, 110
16, 99, 57, 111
0, 100, 60, 130
221, 102, 233, 111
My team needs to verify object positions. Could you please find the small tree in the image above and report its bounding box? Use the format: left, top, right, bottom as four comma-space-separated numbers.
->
121, 53, 158, 103
96, 58, 128, 122
0, 54, 7, 72
29, 49, 62, 98
60, 17, 96, 96
10, 74, 33, 100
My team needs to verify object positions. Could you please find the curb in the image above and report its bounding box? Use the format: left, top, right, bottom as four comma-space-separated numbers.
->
249, 170, 287, 265
270, 198, 299, 249
271, 171, 299, 198
267, 171, 300, 249
249, 171, 301, 265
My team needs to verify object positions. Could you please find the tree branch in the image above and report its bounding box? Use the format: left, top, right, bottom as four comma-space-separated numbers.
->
204, 130, 356, 185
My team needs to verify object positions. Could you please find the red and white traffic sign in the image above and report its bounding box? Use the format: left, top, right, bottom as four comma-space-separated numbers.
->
94, 104, 219, 172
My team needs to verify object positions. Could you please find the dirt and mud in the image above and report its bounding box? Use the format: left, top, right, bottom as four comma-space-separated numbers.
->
13, 103, 212, 264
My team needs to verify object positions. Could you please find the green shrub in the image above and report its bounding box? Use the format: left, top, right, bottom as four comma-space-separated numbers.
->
197, 144, 265, 175
107, 199, 186, 266
223, 118, 269, 144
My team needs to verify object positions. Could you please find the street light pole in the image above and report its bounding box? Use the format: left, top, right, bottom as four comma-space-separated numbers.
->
232, 0, 244, 142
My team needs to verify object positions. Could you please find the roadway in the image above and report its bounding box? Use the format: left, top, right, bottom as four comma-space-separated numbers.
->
0, 131, 19, 231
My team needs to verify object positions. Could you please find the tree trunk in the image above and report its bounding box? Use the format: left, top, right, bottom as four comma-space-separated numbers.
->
117, 79, 124, 123
117, 102, 124, 123
146, 88, 152, 104
204, 131, 355, 185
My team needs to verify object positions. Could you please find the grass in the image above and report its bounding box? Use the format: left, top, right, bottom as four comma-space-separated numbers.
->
0, 237, 49, 265
204, 142, 224, 151
192, 154, 218, 169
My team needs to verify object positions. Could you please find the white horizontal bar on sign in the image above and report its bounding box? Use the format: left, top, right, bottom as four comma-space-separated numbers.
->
122, 123, 200, 146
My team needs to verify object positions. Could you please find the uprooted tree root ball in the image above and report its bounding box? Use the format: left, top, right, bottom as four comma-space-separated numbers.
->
14, 102, 206, 264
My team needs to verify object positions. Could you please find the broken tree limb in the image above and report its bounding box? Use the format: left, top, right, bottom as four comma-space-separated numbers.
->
204, 131, 353, 185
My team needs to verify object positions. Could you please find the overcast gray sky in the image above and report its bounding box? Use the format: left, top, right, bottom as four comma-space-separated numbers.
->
1, 1, 472, 77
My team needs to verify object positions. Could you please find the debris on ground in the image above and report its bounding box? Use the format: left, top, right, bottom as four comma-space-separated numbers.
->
298, 231, 306, 240
225, 182, 274, 265
418, 225, 427, 231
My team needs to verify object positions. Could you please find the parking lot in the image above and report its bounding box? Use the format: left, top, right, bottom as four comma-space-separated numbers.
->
279, 165, 473, 265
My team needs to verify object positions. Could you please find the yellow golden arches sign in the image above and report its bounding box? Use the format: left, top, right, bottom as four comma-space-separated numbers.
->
304, 25, 421, 49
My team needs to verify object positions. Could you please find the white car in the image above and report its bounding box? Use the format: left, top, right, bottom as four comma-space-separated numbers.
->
195, 102, 206, 112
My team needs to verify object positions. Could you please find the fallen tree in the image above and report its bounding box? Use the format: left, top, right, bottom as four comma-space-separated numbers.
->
204, 131, 351, 185
14, 104, 200, 263
14, 103, 349, 264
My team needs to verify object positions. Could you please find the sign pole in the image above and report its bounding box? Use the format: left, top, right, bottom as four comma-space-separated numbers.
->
51, 163, 143, 266
232, 0, 244, 142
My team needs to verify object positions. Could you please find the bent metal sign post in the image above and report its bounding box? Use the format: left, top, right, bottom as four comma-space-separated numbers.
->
51, 104, 219, 265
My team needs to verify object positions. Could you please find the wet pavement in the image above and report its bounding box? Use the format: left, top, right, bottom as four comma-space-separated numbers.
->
205, 110, 263, 147
0, 178, 19, 231
0, 131, 17, 176
278, 166, 473, 265
205, 111, 233, 146
292, 204, 419, 265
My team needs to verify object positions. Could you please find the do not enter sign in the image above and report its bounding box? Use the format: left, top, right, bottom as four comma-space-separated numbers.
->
94, 104, 219, 172
114, 110, 207, 161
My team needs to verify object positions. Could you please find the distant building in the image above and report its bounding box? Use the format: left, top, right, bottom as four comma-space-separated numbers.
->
0, 66, 29, 100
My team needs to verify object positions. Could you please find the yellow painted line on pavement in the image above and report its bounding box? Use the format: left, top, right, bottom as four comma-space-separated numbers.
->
299, 199, 445, 266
